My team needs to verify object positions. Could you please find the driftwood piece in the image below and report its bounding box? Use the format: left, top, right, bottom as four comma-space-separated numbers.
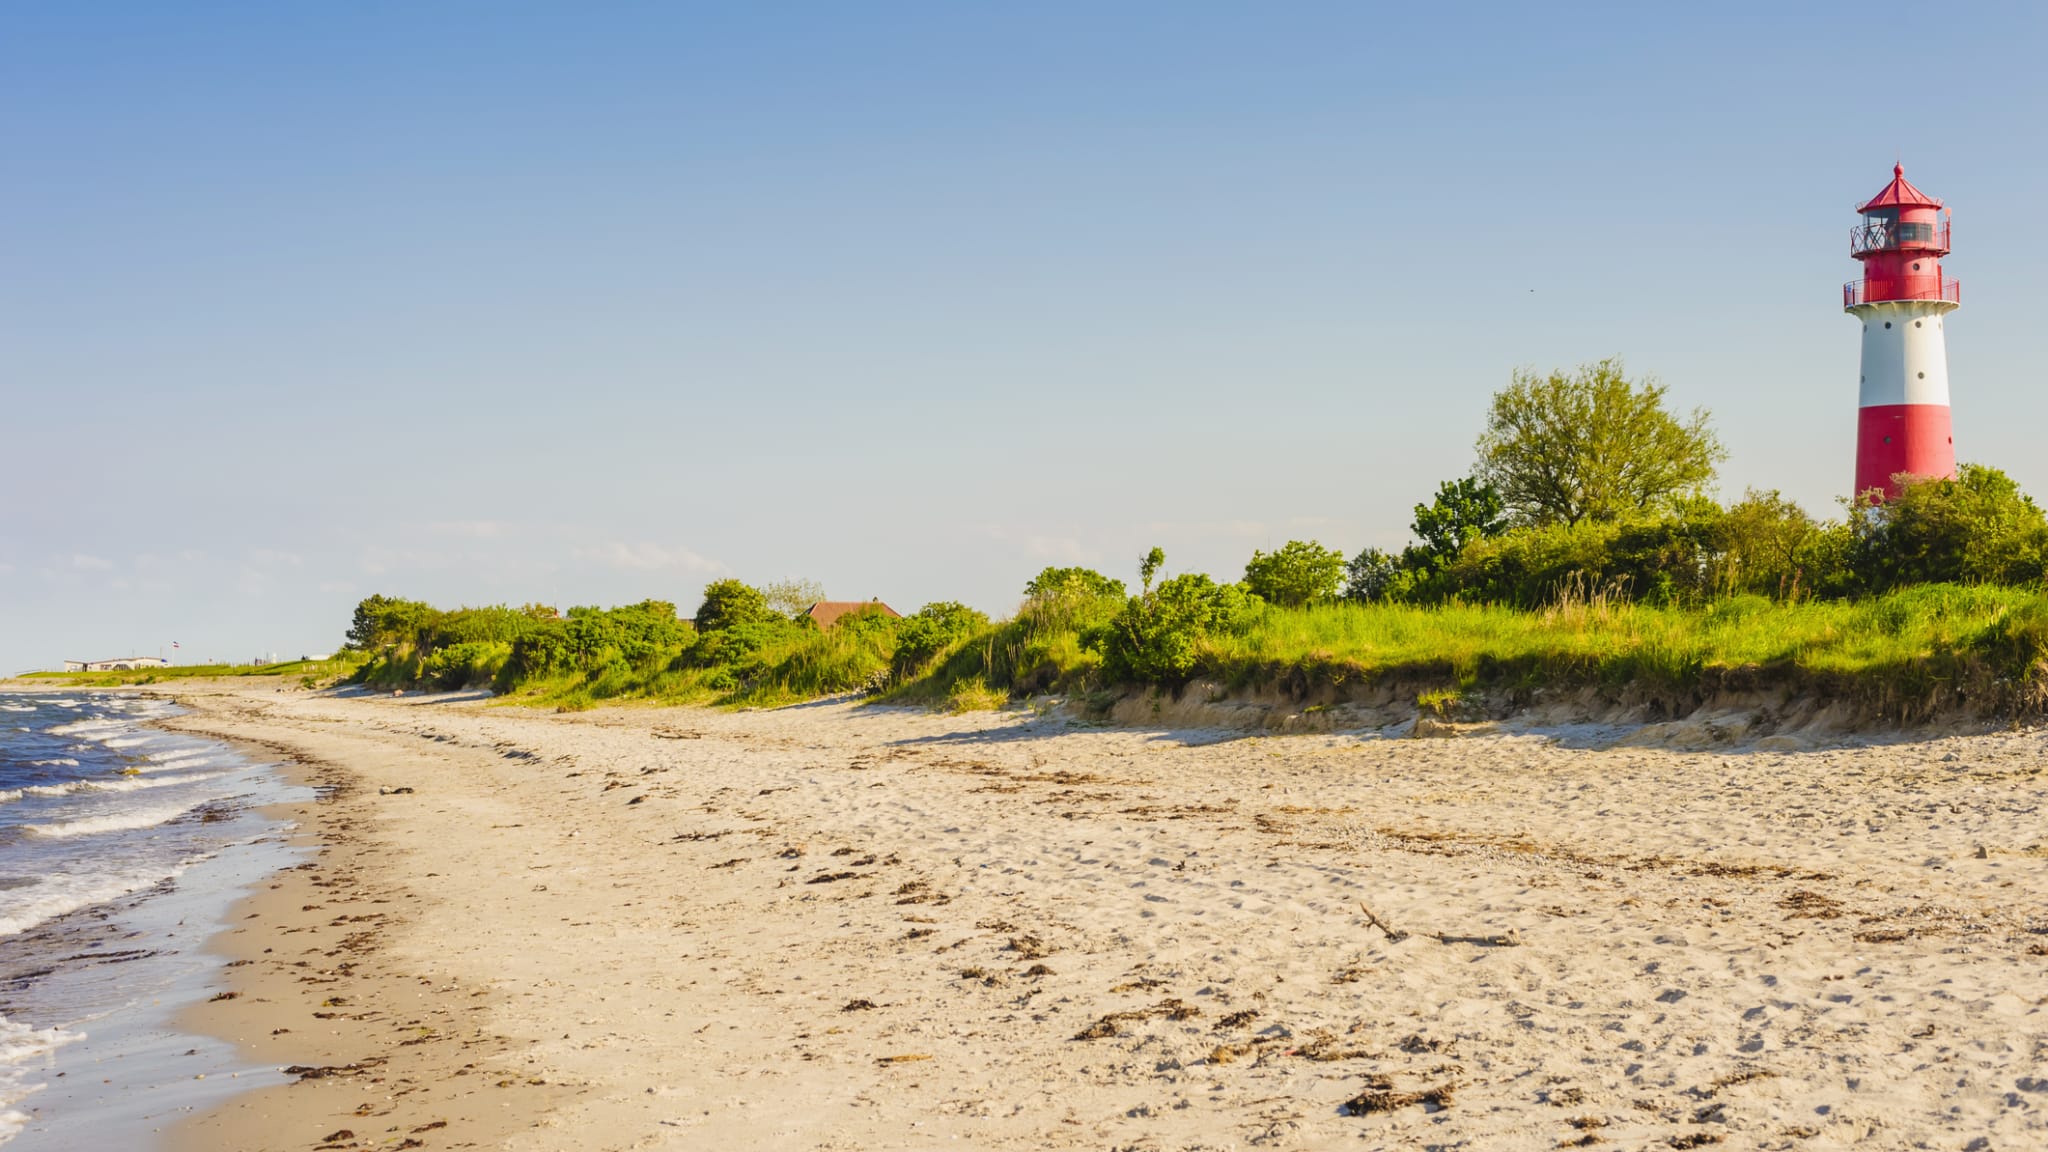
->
1358, 903, 1410, 943
1437, 929, 1522, 947
1360, 903, 1521, 948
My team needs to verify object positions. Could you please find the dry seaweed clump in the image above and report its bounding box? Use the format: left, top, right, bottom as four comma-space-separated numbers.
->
1214, 1009, 1260, 1031
1073, 998, 1200, 1040
1340, 1076, 1457, 1115
1006, 934, 1056, 958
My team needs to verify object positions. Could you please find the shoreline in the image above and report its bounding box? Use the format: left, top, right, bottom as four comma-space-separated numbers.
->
144, 681, 2048, 1150
0, 685, 317, 1148
156, 688, 558, 1152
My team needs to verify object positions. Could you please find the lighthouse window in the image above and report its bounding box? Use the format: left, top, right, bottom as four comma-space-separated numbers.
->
1918, 372, 1926, 379
1915, 320, 1923, 327
1884, 321, 1892, 329
1912, 262, 1922, 271
1899, 222, 1933, 243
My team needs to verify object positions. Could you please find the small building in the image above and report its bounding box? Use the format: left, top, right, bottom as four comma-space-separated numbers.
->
803, 600, 901, 630
70, 656, 169, 672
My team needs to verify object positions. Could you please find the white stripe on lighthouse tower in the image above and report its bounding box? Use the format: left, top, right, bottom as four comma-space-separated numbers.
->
1856, 303, 1953, 410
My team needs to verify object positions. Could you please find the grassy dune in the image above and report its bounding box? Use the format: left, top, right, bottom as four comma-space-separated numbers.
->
485, 621, 897, 712
889, 584, 2048, 722
296, 583, 2048, 725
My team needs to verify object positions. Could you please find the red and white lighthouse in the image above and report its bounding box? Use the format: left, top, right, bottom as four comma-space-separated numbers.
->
1845, 164, 1960, 498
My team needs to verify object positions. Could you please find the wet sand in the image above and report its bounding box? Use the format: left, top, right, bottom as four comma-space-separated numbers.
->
160, 685, 2048, 1150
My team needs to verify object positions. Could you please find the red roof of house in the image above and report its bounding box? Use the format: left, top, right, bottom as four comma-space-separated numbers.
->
804, 600, 901, 629
1859, 164, 1943, 213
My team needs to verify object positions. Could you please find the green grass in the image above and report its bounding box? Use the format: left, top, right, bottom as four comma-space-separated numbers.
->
892, 584, 2048, 723
221, 584, 2048, 726
13, 654, 370, 689
483, 622, 895, 712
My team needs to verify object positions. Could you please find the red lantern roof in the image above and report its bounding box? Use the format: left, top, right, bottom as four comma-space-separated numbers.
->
1859, 164, 1944, 213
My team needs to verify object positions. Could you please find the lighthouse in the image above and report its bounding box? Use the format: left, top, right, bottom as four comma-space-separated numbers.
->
1845, 164, 1960, 498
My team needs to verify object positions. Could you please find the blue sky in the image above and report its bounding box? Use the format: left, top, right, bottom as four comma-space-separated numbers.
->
4, 2, 2044, 669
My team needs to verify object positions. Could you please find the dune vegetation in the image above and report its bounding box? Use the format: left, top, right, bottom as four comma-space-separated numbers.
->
334, 568, 2048, 724
334, 361, 2048, 724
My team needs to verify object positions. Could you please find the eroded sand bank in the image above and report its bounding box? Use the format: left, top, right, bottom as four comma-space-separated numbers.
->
162, 686, 2048, 1150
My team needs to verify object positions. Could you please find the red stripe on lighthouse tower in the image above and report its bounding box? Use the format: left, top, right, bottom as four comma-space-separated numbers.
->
1844, 164, 1959, 499
1856, 404, 1951, 495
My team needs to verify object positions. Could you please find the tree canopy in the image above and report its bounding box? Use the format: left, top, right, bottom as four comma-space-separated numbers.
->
1476, 359, 1724, 527
1411, 477, 1507, 570
694, 579, 771, 632
1242, 540, 1344, 608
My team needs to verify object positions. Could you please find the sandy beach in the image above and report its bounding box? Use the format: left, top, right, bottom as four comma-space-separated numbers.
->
153, 685, 2048, 1151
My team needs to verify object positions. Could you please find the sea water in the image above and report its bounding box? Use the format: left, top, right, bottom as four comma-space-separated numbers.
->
0, 691, 307, 1147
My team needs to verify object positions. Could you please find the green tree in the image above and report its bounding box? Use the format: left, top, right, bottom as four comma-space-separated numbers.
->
1139, 547, 1166, 593
1846, 464, 2048, 591
761, 578, 828, 619
1342, 547, 1408, 603
344, 595, 436, 651
1476, 358, 1725, 527
693, 579, 770, 632
1022, 566, 1126, 602
1242, 540, 1345, 608
1410, 477, 1507, 570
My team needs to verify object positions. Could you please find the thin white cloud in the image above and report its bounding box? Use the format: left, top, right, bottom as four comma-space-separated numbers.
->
71, 554, 114, 571
970, 522, 1094, 565
576, 542, 723, 574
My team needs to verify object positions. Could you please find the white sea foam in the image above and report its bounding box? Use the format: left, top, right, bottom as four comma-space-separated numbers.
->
0, 707, 34, 714
0, 1014, 83, 1143
25, 760, 78, 768
97, 736, 158, 750
44, 720, 125, 740
141, 751, 218, 772
21, 802, 202, 840
0, 773, 228, 807
0, 865, 183, 938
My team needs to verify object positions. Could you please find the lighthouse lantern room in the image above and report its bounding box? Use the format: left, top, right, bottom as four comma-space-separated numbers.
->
1844, 164, 1960, 498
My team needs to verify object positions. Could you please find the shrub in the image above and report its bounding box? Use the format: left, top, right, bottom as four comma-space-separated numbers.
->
1846, 464, 2048, 592
421, 641, 511, 689
1242, 541, 1345, 608
1103, 571, 1261, 683
694, 580, 771, 632
1435, 506, 1725, 607
1716, 489, 1821, 598
893, 601, 990, 677
498, 601, 690, 687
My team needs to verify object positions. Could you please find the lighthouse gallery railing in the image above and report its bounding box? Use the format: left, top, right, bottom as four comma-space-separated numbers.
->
1849, 218, 1951, 257
1842, 278, 1961, 308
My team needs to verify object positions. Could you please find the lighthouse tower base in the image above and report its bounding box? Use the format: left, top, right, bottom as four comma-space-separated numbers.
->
1849, 298, 1957, 497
